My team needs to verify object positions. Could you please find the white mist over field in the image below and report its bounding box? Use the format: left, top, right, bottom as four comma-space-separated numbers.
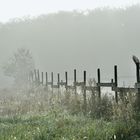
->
0, 1, 140, 89
1, 2, 140, 139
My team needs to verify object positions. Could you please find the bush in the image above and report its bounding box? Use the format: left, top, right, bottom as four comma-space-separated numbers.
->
89, 94, 113, 120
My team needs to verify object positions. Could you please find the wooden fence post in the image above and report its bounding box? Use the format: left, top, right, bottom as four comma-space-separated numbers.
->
65, 71, 68, 91
97, 68, 101, 99
41, 72, 44, 85
83, 70, 87, 113
57, 73, 60, 88
45, 72, 48, 91
136, 63, 140, 83
111, 79, 114, 91
51, 72, 54, 93
74, 69, 77, 94
114, 65, 118, 103
132, 56, 140, 111
34, 69, 37, 83
136, 63, 140, 110
37, 69, 40, 85
135, 62, 140, 111
46, 72, 48, 86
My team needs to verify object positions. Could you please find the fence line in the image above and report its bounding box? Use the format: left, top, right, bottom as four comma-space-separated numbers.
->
27, 56, 140, 113
27, 56, 140, 114
28, 65, 139, 102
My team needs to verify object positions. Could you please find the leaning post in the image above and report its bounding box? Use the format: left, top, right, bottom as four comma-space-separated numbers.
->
133, 55, 140, 111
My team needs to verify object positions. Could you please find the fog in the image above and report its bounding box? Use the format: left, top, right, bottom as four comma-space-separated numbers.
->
0, 5, 140, 87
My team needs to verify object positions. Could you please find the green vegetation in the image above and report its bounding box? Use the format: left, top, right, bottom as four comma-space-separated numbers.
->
0, 109, 139, 140
0, 87, 140, 140
1, 4, 140, 140
0, 109, 113, 140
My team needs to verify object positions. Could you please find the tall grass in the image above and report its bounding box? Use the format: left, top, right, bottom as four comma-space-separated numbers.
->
0, 86, 139, 140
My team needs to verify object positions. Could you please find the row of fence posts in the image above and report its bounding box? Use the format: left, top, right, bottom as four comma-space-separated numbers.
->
28, 57, 140, 112
28, 65, 119, 104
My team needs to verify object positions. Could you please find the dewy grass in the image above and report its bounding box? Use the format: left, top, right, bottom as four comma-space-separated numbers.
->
0, 108, 139, 140
0, 110, 115, 140
0, 88, 140, 140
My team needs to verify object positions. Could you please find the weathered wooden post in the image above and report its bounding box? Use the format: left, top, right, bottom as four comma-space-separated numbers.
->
114, 65, 118, 103
83, 70, 87, 113
41, 72, 44, 85
57, 73, 60, 88
65, 71, 68, 91
97, 68, 101, 99
34, 69, 37, 83
51, 72, 54, 93
37, 69, 40, 85
46, 72, 48, 90
111, 79, 114, 91
74, 69, 77, 94
133, 55, 140, 111
57, 73, 60, 98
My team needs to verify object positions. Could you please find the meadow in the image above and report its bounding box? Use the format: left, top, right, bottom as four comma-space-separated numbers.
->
0, 85, 140, 140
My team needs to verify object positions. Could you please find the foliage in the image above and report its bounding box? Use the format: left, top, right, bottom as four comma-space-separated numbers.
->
3, 48, 34, 87
0, 87, 140, 140
89, 95, 113, 120
0, 108, 140, 140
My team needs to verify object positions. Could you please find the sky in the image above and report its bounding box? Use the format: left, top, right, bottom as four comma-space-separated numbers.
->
0, 0, 140, 23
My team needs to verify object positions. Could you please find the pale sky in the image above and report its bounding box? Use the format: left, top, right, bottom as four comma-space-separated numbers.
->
0, 0, 140, 23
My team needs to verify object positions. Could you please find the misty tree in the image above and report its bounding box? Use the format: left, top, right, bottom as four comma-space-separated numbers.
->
3, 48, 35, 87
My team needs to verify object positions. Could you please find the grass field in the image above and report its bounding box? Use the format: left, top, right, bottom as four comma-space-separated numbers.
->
0, 87, 140, 140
